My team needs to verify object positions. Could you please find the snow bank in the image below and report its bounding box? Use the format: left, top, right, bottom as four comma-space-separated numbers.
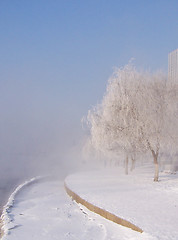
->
1, 176, 41, 239
1, 166, 177, 240
0, 178, 150, 240
65, 166, 178, 240
64, 182, 143, 233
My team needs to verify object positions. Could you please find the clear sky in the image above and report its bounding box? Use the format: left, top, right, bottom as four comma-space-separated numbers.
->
0, 0, 178, 175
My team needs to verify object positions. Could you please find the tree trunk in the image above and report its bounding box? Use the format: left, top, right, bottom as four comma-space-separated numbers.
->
154, 161, 159, 182
125, 155, 129, 175
130, 156, 136, 171
110, 159, 113, 167
151, 150, 159, 182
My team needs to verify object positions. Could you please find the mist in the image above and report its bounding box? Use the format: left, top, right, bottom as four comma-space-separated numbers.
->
1, 0, 177, 212
0, 77, 86, 210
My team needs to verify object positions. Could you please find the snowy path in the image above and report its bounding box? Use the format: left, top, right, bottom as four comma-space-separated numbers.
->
1, 177, 150, 240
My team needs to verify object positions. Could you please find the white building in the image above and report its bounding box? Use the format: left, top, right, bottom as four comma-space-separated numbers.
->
164, 49, 178, 173
168, 49, 178, 82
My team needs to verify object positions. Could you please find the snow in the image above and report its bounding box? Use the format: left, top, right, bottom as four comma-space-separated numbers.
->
1, 165, 178, 240
65, 165, 178, 240
1, 176, 42, 238
0, 177, 146, 240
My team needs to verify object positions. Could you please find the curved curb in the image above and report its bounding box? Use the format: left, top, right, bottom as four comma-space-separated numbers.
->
64, 182, 143, 233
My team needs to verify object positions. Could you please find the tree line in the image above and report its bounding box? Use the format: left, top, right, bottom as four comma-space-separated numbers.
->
85, 64, 178, 181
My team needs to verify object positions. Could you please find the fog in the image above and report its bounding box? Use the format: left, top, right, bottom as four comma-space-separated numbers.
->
1, 0, 176, 212
0, 78, 87, 210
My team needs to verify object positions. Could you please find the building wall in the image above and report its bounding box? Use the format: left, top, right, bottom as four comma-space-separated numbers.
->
168, 49, 178, 82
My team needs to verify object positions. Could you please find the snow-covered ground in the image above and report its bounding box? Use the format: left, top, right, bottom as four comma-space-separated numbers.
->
66, 165, 178, 240
1, 165, 178, 240
1, 176, 149, 240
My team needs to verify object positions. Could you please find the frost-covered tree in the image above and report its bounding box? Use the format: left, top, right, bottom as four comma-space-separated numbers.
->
86, 64, 177, 181
87, 65, 145, 174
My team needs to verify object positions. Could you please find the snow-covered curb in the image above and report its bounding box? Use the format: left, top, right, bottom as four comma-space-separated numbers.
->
0, 176, 42, 239
64, 181, 143, 233
64, 169, 178, 240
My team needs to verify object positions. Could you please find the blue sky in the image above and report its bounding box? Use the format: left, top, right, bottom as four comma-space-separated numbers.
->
0, 0, 178, 173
